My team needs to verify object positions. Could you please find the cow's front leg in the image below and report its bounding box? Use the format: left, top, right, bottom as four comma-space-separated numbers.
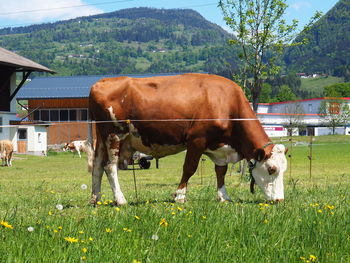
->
216, 164, 232, 202
175, 140, 204, 203
91, 143, 104, 205
105, 134, 127, 206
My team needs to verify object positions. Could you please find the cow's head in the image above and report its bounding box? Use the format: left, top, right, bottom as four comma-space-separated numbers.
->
62, 143, 69, 152
251, 144, 287, 201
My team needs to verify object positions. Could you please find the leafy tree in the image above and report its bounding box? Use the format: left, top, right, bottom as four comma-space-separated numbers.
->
276, 85, 297, 102
282, 103, 306, 136
318, 98, 350, 134
219, 0, 321, 111
259, 83, 272, 103
323, 83, 350, 97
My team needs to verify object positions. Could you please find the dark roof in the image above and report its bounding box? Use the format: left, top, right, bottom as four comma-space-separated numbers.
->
16, 73, 182, 100
0, 47, 55, 73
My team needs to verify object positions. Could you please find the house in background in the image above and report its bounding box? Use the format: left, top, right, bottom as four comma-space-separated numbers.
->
0, 47, 54, 154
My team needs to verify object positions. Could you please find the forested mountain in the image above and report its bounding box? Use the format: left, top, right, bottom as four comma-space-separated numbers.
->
284, 0, 350, 80
0, 8, 240, 76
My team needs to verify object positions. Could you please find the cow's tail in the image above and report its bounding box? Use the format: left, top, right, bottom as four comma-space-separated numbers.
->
85, 141, 94, 173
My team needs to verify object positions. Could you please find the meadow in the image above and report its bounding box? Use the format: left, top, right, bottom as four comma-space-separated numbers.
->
0, 135, 349, 263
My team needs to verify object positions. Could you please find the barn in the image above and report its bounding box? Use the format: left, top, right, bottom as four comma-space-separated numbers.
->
0, 47, 54, 154
16, 73, 181, 146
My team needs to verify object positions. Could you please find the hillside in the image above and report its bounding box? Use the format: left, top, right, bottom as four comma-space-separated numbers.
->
0, 8, 239, 76
284, 0, 350, 80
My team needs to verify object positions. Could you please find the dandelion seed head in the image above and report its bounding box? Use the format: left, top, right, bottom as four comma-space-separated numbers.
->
81, 184, 88, 190
56, 204, 63, 210
27, 226, 34, 232
151, 234, 159, 240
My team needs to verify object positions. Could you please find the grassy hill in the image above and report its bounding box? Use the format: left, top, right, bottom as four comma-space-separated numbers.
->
0, 8, 239, 77
299, 76, 345, 98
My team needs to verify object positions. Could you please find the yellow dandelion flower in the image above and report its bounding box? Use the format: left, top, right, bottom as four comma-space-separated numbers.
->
97, 201, 102, 205
81, 256, 87, 261
159, 218, 169, 227
88, 237, 93, 241
177, 207, 183, 211
58, 226, 63, 230
105, 228, 113, 233
132, 260, 141, 263
202, 216, 207, 220
134, 215, 141, 220
187, 234, 192, 238
0, 220, 13, 229
53, 229, 58, 233
330, 211, 334, 216
300, 256, 306, 260
171, 212, 176, 215
123, 227, 132, 232
48, 211, 53, 215
115, 207, 121, 212
317, 209, 323, 213
79, 231, 84, 234
309, 255, 316, 262
64, 236, 79, 243
325, 204, 335, 210
263, 219, 268, 224
82, 248, 88, 253
186, 211, 192, 216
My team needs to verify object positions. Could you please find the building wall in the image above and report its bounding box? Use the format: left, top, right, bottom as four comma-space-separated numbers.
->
28, 98, 88, 109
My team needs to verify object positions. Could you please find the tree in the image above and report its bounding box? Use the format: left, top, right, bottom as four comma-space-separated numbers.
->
219, 0, 321, 112
276, 85, 296, 102
282, 103, 306, 136
318, 98, 350, 135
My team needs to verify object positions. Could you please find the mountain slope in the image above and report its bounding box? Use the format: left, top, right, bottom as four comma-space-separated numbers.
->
284, 0, 350, 78
0, 8, 238, 76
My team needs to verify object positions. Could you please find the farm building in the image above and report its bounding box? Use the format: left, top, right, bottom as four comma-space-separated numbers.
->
0, 47, 54, 154
16, 74, 350, 146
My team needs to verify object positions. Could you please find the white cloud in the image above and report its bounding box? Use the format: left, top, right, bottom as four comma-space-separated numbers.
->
291, 1, 312, 11
0, 0, 103, 23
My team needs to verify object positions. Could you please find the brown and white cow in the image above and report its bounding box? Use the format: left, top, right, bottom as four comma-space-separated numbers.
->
88, 73, 287, 205
0, 140, 14, 167
63, 140, 89, 158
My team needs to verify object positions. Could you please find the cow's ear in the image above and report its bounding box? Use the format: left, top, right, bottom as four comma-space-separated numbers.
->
255, 148, 266, 161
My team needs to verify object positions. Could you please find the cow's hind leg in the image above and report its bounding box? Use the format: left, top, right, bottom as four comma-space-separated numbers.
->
104, 133, 127, 206
175, 140, 204, 203
91, 142, 105, 205
216, 165, 232, 202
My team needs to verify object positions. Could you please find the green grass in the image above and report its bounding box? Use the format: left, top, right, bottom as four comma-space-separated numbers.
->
1, 136, 350, 262
300, 76, 344, 97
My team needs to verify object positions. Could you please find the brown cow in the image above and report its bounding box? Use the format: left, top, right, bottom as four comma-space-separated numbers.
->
0, 140, 14, 167
88, 73, 287, 205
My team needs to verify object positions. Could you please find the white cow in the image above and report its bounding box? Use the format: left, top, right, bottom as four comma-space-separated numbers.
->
0, 140, 14, 167
63, 140, 94, 172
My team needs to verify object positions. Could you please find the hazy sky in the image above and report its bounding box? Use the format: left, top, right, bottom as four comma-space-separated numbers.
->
0, 0, 339, 31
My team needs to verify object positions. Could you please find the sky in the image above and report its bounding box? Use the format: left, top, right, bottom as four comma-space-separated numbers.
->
0, 0, 339, 31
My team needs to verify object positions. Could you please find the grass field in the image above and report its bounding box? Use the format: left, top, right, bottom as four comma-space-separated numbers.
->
300, 76, 344, 98
1, 135, 349, 262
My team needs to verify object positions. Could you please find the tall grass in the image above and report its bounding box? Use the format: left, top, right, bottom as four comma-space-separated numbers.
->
0, 136, 349, 262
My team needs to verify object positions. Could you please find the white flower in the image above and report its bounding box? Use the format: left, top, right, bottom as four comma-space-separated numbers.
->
81, 184, 88, 190
151, 234, 159, 241
56, 204, 63, 210
27, 226, 34, 232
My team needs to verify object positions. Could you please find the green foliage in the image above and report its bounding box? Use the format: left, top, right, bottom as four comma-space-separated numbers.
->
323, 82, 350, 97
275, 85, 297, 102
284, 0, 350, 77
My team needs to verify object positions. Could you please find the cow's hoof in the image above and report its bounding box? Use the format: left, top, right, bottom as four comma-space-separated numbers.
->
114, 200, 128, 206
217, 197, 233, 203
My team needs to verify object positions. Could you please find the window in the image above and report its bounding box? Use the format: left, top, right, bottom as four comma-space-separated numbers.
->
60, 110, 69, 121
69, 110, 77, 121
50, 110, 59, 121
33, 110, 40, 121
18, 128, 27, 140
80, 109, 88, 121
308, 104, 313, 113
41, 110, 49, 121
